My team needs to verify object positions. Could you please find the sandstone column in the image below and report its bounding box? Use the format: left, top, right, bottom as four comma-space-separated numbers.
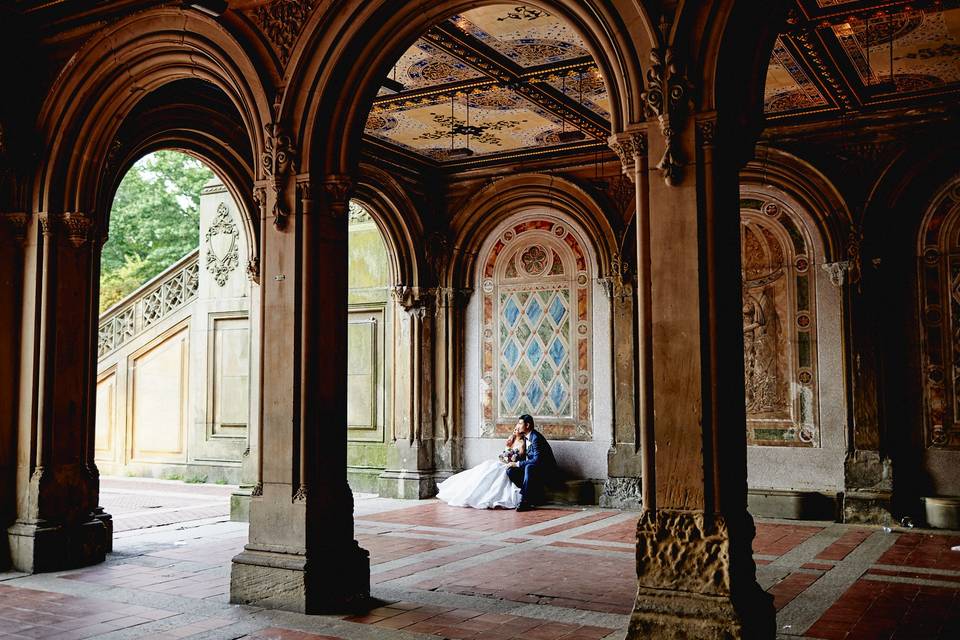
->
230, 173, 369, 613
7, 212, 110, 573
615, 110, 775, 638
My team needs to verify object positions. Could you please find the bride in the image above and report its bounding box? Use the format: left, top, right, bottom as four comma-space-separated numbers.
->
436, 422, 526, 509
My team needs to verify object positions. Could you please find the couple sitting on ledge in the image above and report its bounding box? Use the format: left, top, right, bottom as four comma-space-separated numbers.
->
437, 414, 556, 512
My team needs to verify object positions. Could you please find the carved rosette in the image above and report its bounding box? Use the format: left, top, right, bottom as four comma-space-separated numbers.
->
1, 212, 28, 245
640, 46, 693, 187
61, 212, 95, 247
205, 202, 240, 286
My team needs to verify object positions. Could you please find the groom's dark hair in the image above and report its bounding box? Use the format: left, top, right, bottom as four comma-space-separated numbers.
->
518, 414, 535, 431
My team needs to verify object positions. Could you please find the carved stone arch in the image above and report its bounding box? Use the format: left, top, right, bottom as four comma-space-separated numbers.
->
353, 164, 427, 292
742, 147, 853, 264
33, 7, 272, 220
283, 0, 655, 178
95, 90, 259, 268
446, 173, 618, 293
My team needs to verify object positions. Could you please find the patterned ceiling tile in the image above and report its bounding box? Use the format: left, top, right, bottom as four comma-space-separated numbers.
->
365, 88, 563, 160
831, 7, 960, 91
764, 37, 830, 113
544, 68, 610, 118
450, 4, 589, 68
390, 38, 484, 91
816, 0, 859, 7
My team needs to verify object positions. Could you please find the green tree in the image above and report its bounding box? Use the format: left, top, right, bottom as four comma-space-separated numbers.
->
99, 150, 214, 311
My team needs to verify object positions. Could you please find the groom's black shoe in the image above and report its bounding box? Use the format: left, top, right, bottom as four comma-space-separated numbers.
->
515, 503, 534, 512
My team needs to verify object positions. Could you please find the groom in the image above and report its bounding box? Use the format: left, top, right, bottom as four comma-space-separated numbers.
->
506, 414, 556, 512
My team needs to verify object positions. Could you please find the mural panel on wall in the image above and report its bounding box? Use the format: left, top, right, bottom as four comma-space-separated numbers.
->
480, 217, 592, 440
740, 197, 820, 447
917, 179, 960, 449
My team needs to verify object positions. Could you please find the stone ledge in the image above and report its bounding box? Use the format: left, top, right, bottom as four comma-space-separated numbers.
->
748, 488, 839, 521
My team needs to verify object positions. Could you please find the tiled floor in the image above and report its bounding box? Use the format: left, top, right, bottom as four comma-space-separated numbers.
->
1, 478, 959, 639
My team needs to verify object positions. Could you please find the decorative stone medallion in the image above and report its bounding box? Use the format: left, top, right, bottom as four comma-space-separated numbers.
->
205, 202, 240, 287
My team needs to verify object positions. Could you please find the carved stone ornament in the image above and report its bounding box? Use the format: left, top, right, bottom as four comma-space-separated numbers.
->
2, 212, 28, 245
262, 120, 296, 230
205, 202, 240, 287
322, 175, 354, 216
61, 212, 94, 247
251, 482, 263, 497
250, 0, 315, 67
293, 483, 307, 502
697, 118, 717, 147
607, 131, 647, 179
641, 45, 693, 187
392, 285, 434, 316
822, 261, 851, 288
599, 253, 632, 303
246, 256, 260, 284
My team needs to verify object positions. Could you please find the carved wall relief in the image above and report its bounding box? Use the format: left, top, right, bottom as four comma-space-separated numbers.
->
740, 196, 820, 447
479, 215, 593, 441
205, 202, 240, 287
917, 178, 960, 449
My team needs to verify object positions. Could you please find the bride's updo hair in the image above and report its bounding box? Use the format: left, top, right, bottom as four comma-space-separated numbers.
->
519, 414, 535, 431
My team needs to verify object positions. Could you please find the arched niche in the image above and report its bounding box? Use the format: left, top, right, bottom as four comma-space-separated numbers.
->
464, 209, 613, 480
916, 176, 960, 495
740, 185, 847, 494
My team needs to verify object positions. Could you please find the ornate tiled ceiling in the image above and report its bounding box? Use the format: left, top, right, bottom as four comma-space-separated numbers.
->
364, 4, 610, 167
765, 0, 960, 119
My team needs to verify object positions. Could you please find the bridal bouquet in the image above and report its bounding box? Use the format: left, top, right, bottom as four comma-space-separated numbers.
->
498, 448, 524, 464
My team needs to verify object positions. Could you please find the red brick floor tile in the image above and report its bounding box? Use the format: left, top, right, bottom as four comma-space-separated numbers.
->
767, 572, 821, 611
412, 549, 635, 614
356, 533, 453, 565
802, 562, 836, 571
357, 503, 577, 534
816, 529, 873, 562
243, 629, 344, 640
548, 541, 632, 554
877, 532, 960, 571
752, 523, 824, 557
572, 518, 638, 544
529, 513, 618, 536
806, 578, 960, 640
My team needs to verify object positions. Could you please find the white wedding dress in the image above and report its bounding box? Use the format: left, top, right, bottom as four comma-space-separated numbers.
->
436, 458, 521, 509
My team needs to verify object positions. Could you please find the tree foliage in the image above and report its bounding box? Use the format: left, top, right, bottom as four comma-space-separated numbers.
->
100, 151, 214, 311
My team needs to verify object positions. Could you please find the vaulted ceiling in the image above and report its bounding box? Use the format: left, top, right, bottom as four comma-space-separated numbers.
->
363, 4, 611, 171
765, 0, 960, 120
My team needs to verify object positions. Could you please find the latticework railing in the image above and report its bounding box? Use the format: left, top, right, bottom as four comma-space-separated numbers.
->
98, 250, 200, 360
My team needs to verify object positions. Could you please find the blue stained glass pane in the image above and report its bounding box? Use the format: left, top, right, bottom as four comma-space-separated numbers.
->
526, 380, 545, 408
526, 339, 544, 366
549, 380, 567, 412
548, 294, 567, 324
503, 339, 520, 367
504, 297, 521, 327
526, 298, 543, 325
549, 337, 566, 366
504, 380, 520, 409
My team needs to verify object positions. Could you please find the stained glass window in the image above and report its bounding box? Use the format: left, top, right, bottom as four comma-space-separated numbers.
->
479, 217, 592, 441
918, 180, 960, 449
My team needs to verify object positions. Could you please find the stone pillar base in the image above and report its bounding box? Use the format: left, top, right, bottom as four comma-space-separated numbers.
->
843, 490, 893, 525
378, 469, 437, 499
629, 587, 773, 640
230, 541, 370, 614
230, 487, 252, 522
600, 477, 643, 510
92, 507, 113, 553
7, 518, 108, 573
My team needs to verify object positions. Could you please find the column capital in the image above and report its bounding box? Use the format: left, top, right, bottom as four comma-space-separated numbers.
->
599, 252, 632, 303
392, 285, 434, 317
641, 45, 694, 186
1, 212, 29, 245
608, 129, 648, 179
61, 212, 96, 247
321, 175, 355, 214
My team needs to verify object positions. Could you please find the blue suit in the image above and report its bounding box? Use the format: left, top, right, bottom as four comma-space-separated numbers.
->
506, 429, 556, 505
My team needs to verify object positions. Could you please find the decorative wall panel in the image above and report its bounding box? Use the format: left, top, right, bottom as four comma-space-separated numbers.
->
129, 323, 189, 462
95, 370, 116, 459
208, 315, 249, 437
918, 179, 960, 449
740, 198, 820, 447
480, 217, 592, 440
